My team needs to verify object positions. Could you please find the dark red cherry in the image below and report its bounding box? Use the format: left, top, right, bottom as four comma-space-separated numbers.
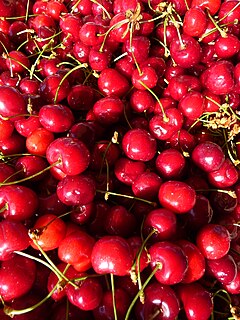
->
175, 283, 213, 320
46, 137, 90, 177
131, 66, 158, 90
114, 157, 146, 186
134, 282, 180, 320
224, 265, 240, 295
122, 128, 157, 162
178, 91, 204, 120
67, 84, 95, 111
196, 224, 231, 260
149, 241, 188, 285
0, 86, 27, 120
158, 181, 196, 214
98, 68, 130, 97
93, 96, 124, 125
0, 255, 36, 301
207, 159, 239, 188
39, 74, 70, 104
91, 235, 134, 276
66, 274, 103, 311
57, 174, 96, 206
132, 172, 162, 201
167, 74, 201, 101
191, 141, 225, 173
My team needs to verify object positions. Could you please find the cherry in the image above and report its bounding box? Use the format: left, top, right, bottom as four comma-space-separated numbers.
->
158, 181, 196, 214
131, 171, 162, 201
26, 127, 55, 156
15, 155, 48, 182
143, 208, 177, 242
170, 34, 202, 69
177, 240, 206, 284
0, 86, 27, 120
114, 157, 146, 186
178, 91, 204, 120
105, 205, 137, 238
122, 36, 150, 65
224, 264, 240, 295
155, 148, 186, 180
91, 235, 134, 276
214, 34, 240, 59
68, 121, 97, 149
39, 74, 70, 104
196, 224, 231, 260
98, 68, 130, 97
165, 129, 196, 153
131, 66, 158, 90
90, 140, 120, 170
0, 118, 14, 140
38, 104, 74, 133
30, 214, 67, 251
175, 282, 213, 320
46, 137, 91, 177
207, 159, 239, 188
191, 141, 225, 173
183, 7, 207, 37
66, 274, 103, 311
218, 0, 240, 25
0, 220, 29, 261
93, 96, 124, 125
0, 255, 36, 301
58, 229, 95, 271
122, 128, 157, 162
134, 281, 180, 320
149, 241, 188, 285
57, 174, 96, 206
0, 185, 38, 221
46, 0, 68, 21
79, 22, 106, 47
5, 51, 30, 74
167, 74, 201, 101
206, 254, 237, 285
130, 89, 155, 113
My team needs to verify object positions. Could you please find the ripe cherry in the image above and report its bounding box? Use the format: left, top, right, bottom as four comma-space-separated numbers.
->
0, 86, 27, 120
114, 157, 146, 186
207, 159, 239, 188
91, 235, 134, 276
158, 181, 196, 214
98, 68, 130, 97
196, 224, 231, 260
132, 172, 162, 201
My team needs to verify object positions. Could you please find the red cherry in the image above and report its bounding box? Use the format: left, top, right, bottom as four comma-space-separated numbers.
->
158, 181, 196, 214
30, 214, 67, 251
183, 7, 207, 37
0, 86, 27, 120
46, 137, 90, 177
91, 235, 134, 276
57, 174, 96, 206
178, 91, 204, 120
131, 66, 158, 90
114, 157, 146, 186
26, 127, 55, 156
191, 141, 225, 173
93, 96, 124, 125
58, 230, 95, 271
6, 50, 30, 74
98, 68, 130, 97
191, 0, 221, 15
122, 128, 157, 162
196, 224, 231, 260
214, 34, 240, 59
207, 159, 239, 188
149, 241, 188, 285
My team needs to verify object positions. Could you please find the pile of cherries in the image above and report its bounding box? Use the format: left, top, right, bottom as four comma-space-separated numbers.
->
0, 0, 240, 318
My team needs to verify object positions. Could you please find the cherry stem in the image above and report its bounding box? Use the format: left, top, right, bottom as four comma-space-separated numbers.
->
196, 188, 237, 198
218, 1, 240, 23
207, 10, 227, 38
90, 0, 111, 19
96, 189, 157, 206
138, 80, 168, 122
125, 263, 162, 320
110, 273, 118, 320
0, 160, 61, 186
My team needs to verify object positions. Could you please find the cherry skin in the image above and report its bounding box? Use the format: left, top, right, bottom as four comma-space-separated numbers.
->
26, 127, 55, 156
149, 241, 188, 285
14, 116, 42, 138
134, 281, 180, 320
93, 96, 124, 125
207, 159, 239, 188
155, 148, 186, 180
214, 34, 240, 59
177, 240, 205, 283
191, 141, 225, 173
167, 74, 201, 101
132, 172, 162, 201
0, 86, 27, 120
130, 89, 155, 113
39, 104, 74, 133
224, 265, 240, 295
6, 50, 30, 74
57, 174, 96, 206
122, 128, 157, 162
0, 185, 38, 221
196, 224, 231, 260
0, 118, 14, 140
114, 157, 146, 186
0, 220, 29, 261
66, 274, 103, 311
46, 137, 91, 177
0, 255, 36, 301
178, 91, 204, 120
158, 181, 196, 214
30, 214, 67, 251
39, 74, 70, 104
206, 254, 237, 285
175, 282, 213, 320
98, 68, 130, 97
143, 208, 177, 242
58, 229, 95, 272
183, 7, 207, 37
131, 66, 158, 90
14, 155, 48, 182
91, 235, 134, 276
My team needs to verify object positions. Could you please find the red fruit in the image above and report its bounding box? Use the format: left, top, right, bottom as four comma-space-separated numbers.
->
183, 7, 207, 37
0, 185, 38, 221
93, 96, 124, 125
0, 255, 36, 301
191, 0, 221, 15
196, 224, 231, 260
91, 235, 134, 276
131, 66, 158, 90
175, 283, 213, 320
98, 68, 130, 97
158, 181, 196, 214
30, 214, 67, 251
132, 172, 162, 201
122, 128, 157, 162
178, 91, 204, 120
0, 86, 27, 120
207, 159, 239, 188
207, 254, 237, 285
214, 34, 240, 59
149, 241, 188, 285
58, 230, 95, 272
191, 141, 225, 173
114, 157, 146, 186
26, 127, 55, 156
6, 51, 30, 73
46, 137, 90, 177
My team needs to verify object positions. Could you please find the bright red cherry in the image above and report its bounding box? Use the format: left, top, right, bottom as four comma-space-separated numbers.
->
0, 86, 27, 120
